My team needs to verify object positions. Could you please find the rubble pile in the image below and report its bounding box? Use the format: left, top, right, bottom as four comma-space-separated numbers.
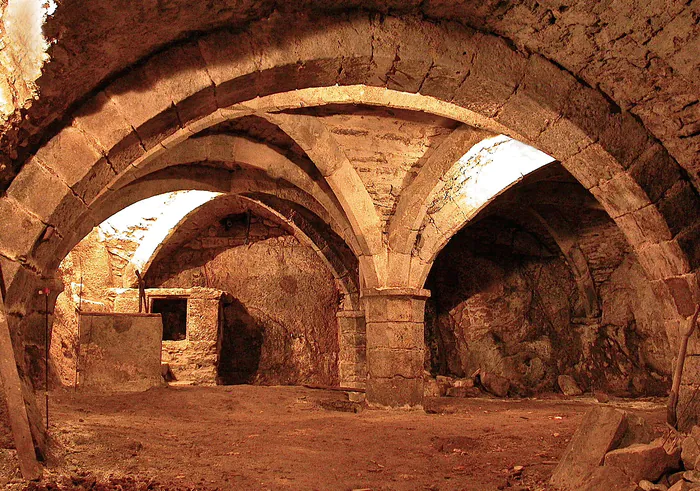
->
551, 406, 700, 490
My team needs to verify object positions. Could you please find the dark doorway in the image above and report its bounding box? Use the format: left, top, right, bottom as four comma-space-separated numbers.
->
152, 298, 188, 341
217, 297, 263, 385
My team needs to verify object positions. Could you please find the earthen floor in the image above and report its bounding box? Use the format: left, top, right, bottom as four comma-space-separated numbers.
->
29, 386, 667, 490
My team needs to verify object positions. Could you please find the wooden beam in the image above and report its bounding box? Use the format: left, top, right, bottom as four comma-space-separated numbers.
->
0, 286, 42, 480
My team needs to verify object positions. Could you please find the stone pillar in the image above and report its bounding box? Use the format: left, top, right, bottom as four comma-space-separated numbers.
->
362, 287, 430, 408
337, 310, 366, 388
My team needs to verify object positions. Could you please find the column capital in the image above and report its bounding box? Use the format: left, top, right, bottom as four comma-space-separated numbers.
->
361, 287, 431, 299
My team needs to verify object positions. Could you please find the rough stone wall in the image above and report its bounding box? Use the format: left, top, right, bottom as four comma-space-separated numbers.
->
426, 214, 671, 397
575, 208, 672, 394
146, 215, 341, 387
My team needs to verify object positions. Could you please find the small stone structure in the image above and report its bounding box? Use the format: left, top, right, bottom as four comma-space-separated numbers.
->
77, 312, 163, 392
113, 287, 226, 385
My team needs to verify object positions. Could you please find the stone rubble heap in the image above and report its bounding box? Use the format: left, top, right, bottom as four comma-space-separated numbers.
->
424, 370, 512, 398
550, 406, 700, 490
425, 371, 590, 400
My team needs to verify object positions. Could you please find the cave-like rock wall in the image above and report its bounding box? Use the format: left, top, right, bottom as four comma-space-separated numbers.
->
426, 214, 670, 397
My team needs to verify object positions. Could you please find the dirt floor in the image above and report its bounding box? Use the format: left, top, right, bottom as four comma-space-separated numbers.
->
2, 385, 668, 490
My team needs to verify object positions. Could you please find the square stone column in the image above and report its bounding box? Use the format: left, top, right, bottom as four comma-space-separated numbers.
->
337, 310, 366, 388
362, 287, 430, 408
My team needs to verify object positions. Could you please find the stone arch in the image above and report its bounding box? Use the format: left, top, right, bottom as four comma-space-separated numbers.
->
136, 193, 359, 308
524, 207, 601, 319
263, 112, 385, 287
0, 12, 696, 429
407, 135, 557, 287
111, 133, 360, 256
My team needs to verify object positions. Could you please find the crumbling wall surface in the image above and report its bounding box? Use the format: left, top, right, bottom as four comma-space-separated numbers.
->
426, 214, 670, 397
146, 218, 340, 387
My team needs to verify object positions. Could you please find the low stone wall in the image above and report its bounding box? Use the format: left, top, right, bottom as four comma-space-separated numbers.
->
113, 287, 224, 385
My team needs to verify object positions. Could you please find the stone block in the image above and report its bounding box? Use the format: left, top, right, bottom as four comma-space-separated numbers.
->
7, 159, 72, 223
550, 406, 628, 490
562, 82, 614, 143
557, 374, 583, 396
135, 106, 181, 151
185, 298, 219, 343
628, 143, 681, 203
563, 143, 623, 190
590, 172, 651, 219
0, 197, 45, 262
598, 111, 651, 170
665, 274, 700, 317
496, 54, 576, 141
618, 413, 654, 449
73, 91, 133, 153
535, 116, 593, 161
480, 371, 510, 397
669, 480, 700, 490
452, 33, 527, 118
113, 290, 140, 313
366, 376, 423, 408
34, 126, 102, 188
78, 313, 163, 392
678, 222, 700, 272
362, 291, 428, 323
366, 322, 423, 350
144, 44, 212, 106
682, 428, 700, 470
418, 24, 476, 101
105, 65, 172, 130
424, 378, 442, 397
604, 438, 681, 483
679, 384, 700, 431
144, 44, 217, 125
636, 240, 691, 279
367, 348, 424, 379
445, 386, 481, 398
72, 157, 116, 205
197, 29, 257, 89
581, 465, 638, 491
658, 181, 700, 237
371, 16, 433, 93
616, 205, 673, 247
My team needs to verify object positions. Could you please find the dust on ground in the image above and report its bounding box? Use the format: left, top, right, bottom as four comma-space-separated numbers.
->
3, 385, 667, 490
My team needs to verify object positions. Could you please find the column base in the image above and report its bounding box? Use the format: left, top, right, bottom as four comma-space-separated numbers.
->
366, 376, 424, 408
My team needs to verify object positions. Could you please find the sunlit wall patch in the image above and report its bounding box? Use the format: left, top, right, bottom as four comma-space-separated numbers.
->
97, 190, 222, 278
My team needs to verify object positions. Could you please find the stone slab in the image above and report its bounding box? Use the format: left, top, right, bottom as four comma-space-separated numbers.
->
604, 438, 681, 483
550, 406, 628, 490
78, 313, 163, 392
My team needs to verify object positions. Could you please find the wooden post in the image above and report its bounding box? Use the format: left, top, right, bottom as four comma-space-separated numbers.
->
668, 304, 700, 428
0, 287, 42, 480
